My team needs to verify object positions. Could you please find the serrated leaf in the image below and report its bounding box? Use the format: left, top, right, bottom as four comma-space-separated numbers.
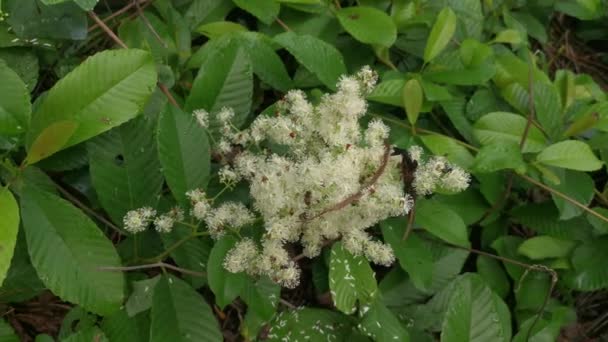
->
233, 0, 279, 25
160, 229, 211, 288
125, 276, 160, 317
511, 202, 592, 241
537, 140, 602, 171
518, 236, 577, 260
441, 274, 511, 342
472, 142, 526, 174
568, 238, 608, 291
274, 31, 346, 90
416, 198, 469, 248
88, 115, 163, 226
0, 60, 30, 136
266, 308, 353, 341
381, 217, 433, 291
367, 79, 405, 107
403, 78, 423, 125
329, 242, 378, 314
0, 190, 18, 286
424, 7, 456, 62
587, 207, 608, 236
476, 256, 509, 298
185, 42, 252, 131
157, 106, 211, 205
207, 236, 247, 308
196, 21, 247, 39
26, 49, 157, 164
548, 169, 594, 220
473, 112, 547, 153
336, 6, 397, 47
534, 83, 563, 139
20, 187, 124, 315
358, 299, 410, 341
150, 275, 222, 342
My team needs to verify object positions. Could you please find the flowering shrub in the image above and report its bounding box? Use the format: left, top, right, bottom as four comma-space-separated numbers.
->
1, 0, 608, 341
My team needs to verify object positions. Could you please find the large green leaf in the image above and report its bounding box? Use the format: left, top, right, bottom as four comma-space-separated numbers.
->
266, 308, 353, 341
381, 217, 433, 291
358, 298, 410, 341
441, 274, 511, 342
472, 142, 526, 174
207, 236, 248, 308
424, 7, 456, 63
233, 0, 279, 25
185, 41, 252, 131
548, 169, 594, 220
26, 49, 157, 164
40, 0, 98, 11
236, 32, 293, 91
274, 31, 346, 90
160, 229, 211, 288
537, 140, 603, 171
533, 83, 563, 139
336, 6, 397, 47
416, 198, 470, 248
0, 60, 30, 136
368, 79, 405, 107
157, 106, 211, 205
240, 276, 280, 321
101, 309, 149, 342
125, 276, 160, 317
88, 115, 163, 226
473, 112, 547, 153
567, 238, 608, 291
420, 134, 475, 169
150, 275, 222, 342
329, 242, 378, 314
0, 230, 45, 303
0, 189, 18, 286
20, 187, 125, 315
518, 236, 577, 260
511, 202, 592, 241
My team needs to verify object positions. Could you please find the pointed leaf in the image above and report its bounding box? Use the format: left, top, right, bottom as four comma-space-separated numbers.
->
336, 6, 397, 47
160, 229, 211, 288
233, 0, 279, 25
0, 189, 19, 286
266, 308, 353, 341
358, 299, 410, 341
518, 236, 577, 260
569, 238, 608, 291
416, 198, 469, 248
0, 60, 30, 136
329, 242, 378, 314
424, 7, 457, 62
20, 187, 125, 315
26, 49, 157, 163
403, 78, 423, 125
274, 31, 346, 90
472, 142, 526, 174
158, 106, 211, 205
473, 112, 546, 153
150, 275, 222, 342
537, 140, 603, 171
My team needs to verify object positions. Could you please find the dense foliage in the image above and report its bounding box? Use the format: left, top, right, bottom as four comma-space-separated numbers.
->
1, 0, 608, 341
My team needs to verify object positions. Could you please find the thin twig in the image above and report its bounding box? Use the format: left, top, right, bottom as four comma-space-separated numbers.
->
88, 0, 149, 32
524, 265, 559, 341
134, 0, 168, 48
55, 183, 122, 234
402, 202, 416, 241
99, 261, 206, 277
275, 18, 291, 31
303, 143, 392, 222
279, 298, 297, 309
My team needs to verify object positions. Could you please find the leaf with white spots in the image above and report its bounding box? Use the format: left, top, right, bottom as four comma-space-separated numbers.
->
358, 298, 410, 341
329, 242, 378, 314
266, 308, 354, 342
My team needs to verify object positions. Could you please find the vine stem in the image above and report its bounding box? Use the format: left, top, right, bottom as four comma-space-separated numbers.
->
99, 261, 205, 277
87, 11, 180, 108
87, 0, 150, 32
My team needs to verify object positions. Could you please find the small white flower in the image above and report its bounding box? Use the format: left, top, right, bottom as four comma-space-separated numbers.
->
154, 215, 174, 233
193, 109, 209, 128
224, 238, 259, 274
123, 207, 156, 233
217, 107, 235, 124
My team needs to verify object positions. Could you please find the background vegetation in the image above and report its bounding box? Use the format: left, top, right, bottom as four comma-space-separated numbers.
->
1, 0, 608, 341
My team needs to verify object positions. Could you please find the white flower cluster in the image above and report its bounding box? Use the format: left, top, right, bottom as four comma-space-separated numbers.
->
215, 67, 426, 288
408, 146, 470, 195
123, 206, 183, 234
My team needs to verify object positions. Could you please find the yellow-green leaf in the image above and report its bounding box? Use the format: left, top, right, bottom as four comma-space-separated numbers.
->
536, 140, 603, 171
424, 7, 457, 63
0, 189, 19, 286
403, 78, 423, 125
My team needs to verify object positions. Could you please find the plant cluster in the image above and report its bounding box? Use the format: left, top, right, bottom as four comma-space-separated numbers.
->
1, 0, 608, 341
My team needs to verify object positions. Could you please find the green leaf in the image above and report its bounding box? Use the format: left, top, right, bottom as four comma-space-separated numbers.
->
476, 256, 509, 298
416, 198, 470, 248
424, 7, 457, 63
0, 190, 18, 286
424, 62, 496, 86
492, 29, 522, 45
472, 142, 526, 174
102, 309, 149, 342
150, 275, 222, 342
125, 276, 160, 317
20, 187, 124, 315
548, 169, 594, 220
185, 42, 252, 131
537, 140, 602, 171
518, 236, 577, 260
0, 60, 30, 136
0, 230, 45, 303
568, 238, 608, 291
26, 49, 157, 164
336, 6, 397, 47
241, 276, 280, 321
207, 236, 247, 308
381, 218, 433, 291
511, 202, 592, 241
160, 229, 211, 288
441, 274, 511, 342
157, 106, 211, 205
40, 0, 98, 11
0, 319, 19, 342
533, 83, 563, 139
473, 112, 547, 153
329, 242, 378, 314
587, 207, 608, 236
367, 79, 405, 107
184, 0, 233, 30
403, 78, 423, 125
196, 21, 247, 39
88, 116, 163, 226
266, 308, 353, 341
358, 298, 410, 341
232, 0, 279, 25
420, 134, 474, 169
274, 31, 346, 90
0, 47, 39, 92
